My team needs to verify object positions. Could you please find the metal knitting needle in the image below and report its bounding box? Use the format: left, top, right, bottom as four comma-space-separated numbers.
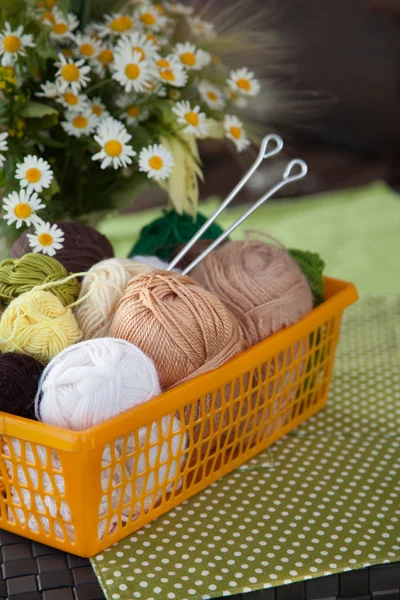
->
167, 133, 284, 271
182, 158, 308, 275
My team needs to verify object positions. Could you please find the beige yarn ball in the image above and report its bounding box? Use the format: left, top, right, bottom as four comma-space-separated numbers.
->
74, 258, 153, 340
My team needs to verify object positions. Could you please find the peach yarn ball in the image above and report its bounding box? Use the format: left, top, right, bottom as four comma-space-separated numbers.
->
110, 270, 245, 390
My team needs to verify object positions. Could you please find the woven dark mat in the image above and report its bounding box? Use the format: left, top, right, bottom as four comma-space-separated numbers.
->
0, 530, 399, 599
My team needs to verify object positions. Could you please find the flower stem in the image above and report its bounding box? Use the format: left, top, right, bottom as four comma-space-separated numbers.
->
85, 78, 113, 95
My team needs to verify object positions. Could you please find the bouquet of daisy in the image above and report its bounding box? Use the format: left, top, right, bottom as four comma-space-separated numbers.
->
0, 0, 263, 257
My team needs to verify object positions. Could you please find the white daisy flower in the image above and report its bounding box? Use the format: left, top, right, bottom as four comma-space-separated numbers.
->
3, 189, 45, 229
38, 7, 57, 25
188, 16, 216, 39
36, 81, 59, 99
139, 144, 174, 181
137, 6, 167, 31
172, 100, 209, 138
228, 67, 261, 97
157, 60, 188, 88
115, 31, 158, 62
0, 131, 8, 168
143, 79, 167, 97
224, 115, 251, 152
55, 54, 91, 94
49, 12, 79, 42
91, 46, 114, 77
93, 117, 136, 170
56, 91, 90, 112
163, 2, 194, 15
73, 32, 101, 60
174, 42, 210, 71
0, 22, 35, 67
61, 110, 97, 138
96, 13, 134, 37
226, 88, 248, 109
116, 94, 149, 125
0, 131, 9, 153
89, 96, 109, 120
15, 156, 54, 194
198, 80, 225, 110
27, 220, 65, 257
112, 49, 157, 93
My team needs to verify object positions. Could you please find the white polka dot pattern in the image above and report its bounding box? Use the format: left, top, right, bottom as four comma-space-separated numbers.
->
92, 298, 400, 600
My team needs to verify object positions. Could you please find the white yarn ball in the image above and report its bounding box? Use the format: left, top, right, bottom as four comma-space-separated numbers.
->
74, 257, 153, 340
35, 338, 161, 430
133, 255, 182, 273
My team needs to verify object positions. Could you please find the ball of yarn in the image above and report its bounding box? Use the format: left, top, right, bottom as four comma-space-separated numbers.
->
11, 221, 114, 273
0, 289, 82, 363
288, 248, 325, 306
129, 209, 225, 261
0, 253, 80, 307
132, 255, 181, 272
191, 240, 313, 346
0, 353, 44, 419
74, 258, 154, 340
35, 338, 161, 430
110, 270, 245, 390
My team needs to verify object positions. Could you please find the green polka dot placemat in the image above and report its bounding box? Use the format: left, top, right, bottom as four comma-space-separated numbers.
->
92, 297, 400, 600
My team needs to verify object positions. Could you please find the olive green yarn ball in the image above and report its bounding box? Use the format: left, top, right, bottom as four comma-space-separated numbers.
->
0, 253, 80, 307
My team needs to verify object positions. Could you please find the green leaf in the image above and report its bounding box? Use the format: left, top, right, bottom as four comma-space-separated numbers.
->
34, 134, 66, 149
0, 0, 25, 26
20, 102, 59, 119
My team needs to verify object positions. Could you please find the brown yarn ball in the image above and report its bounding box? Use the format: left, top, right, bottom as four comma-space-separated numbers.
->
0, 353, 44, 419
11, 222, 114, 274
110, 270, 245, 390
191, 240, 313, 346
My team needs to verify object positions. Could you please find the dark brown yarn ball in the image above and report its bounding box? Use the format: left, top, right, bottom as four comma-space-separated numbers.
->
11, 222, 114, 274
0, 353, 45, 419
173, 239, 225, 270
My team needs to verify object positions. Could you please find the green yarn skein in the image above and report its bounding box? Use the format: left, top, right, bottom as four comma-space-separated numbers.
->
129, 209, 225, 261
288, 249, 325, 306
0, 253, 81, 307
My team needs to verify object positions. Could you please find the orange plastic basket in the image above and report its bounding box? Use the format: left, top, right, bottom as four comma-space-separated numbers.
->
0, 277, 358, 557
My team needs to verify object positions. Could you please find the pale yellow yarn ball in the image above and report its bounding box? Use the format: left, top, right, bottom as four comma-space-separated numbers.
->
0, 290, 82, 364
74, 258, 154, 340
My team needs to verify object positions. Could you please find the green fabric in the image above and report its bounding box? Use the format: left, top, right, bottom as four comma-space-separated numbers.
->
92, 296, 400, 600
288, 249, 325, 306
129, 209, 225, 262
100, 181, 400, 295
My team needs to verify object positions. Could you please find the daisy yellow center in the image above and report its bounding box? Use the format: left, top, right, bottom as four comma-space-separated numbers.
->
185, 111, 199, 126
72, 115, 88, 128
80, 43, 95, 57
146, 33, 157, 44
92, 104, 103, 116
36, 0, 56, 8
237, 78, 251, 91
26, 168, 42, 183
61, 64, 80, 82
160, 69, 175, 82
61, 48, 73, 57
38, 233, 54, 247
155, 3, 165, 14
230, 126, 242, 140
125, 63, 140, 80
157, 58, 170, 68
127, 105, 140, 117
105, 140, 122, 157
3, 36, 21, 53
149, 156, 163, 170
53, 23, 69, 34
110, 15, 132, 32
180, 52, 196, 66
132, 46, 145, 60
207, 91, 218, 102
64, 92, 78, 105
41, 11, 55, 23
14, 203, 32, 219
140, 12, 156, 26
98, 49, 113, 65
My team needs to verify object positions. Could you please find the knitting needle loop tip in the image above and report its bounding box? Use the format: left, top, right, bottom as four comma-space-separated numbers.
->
260, 134, 284, 160
283, 159, 308, 182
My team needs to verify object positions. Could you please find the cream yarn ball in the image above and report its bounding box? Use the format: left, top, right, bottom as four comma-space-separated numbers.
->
74, 257, 153, 340
35, 337, 161, 430
132, 255, 181, 273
